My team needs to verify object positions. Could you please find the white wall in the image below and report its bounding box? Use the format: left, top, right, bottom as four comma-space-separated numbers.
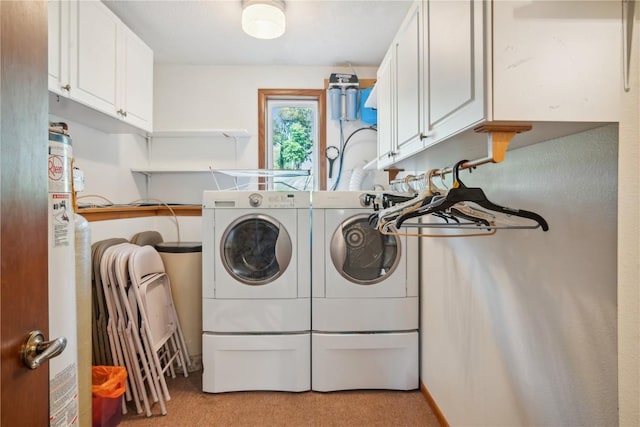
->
617, 6, 640, 425
50, 114, 194, 243
153, 64, 384, 196
407, 124, 618, 425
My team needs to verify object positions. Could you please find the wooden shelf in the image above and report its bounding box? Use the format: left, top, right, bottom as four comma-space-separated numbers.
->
76, 205, 202, 222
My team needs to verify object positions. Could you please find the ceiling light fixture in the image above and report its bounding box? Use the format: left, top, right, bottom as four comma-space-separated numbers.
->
241, 0, 286, 40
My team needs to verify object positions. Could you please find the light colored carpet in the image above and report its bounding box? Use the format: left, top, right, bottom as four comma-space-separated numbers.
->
119, 371, 441, 426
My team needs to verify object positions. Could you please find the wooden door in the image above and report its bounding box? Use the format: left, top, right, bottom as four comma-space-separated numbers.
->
1, 1, 50, 425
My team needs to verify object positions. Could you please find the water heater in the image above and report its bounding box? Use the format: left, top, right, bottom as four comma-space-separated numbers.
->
48, 123, 79, 427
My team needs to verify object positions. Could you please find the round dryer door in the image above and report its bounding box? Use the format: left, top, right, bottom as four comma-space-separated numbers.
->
220, 214, 292, 286
330, 214, 401, 285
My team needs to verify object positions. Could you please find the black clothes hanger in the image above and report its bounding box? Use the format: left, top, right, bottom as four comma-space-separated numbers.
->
395, 159, 549, 231
370, 192, 446, 227
448, 207, 492, 228
363, 193, 418, 211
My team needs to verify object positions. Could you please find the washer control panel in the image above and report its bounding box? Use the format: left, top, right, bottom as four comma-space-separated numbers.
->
249, 192, 297, 208
203, 191, 309, 209
248, 193, 263, 207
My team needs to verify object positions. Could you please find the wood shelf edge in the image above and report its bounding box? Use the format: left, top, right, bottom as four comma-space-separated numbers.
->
473, 121, 533, 134
76, 205, 202, 222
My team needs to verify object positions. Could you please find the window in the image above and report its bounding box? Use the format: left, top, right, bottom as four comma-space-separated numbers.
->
258, 89, 326, 190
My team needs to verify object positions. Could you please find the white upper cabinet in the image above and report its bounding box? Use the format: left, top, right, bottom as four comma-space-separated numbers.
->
395, 3, 423, 155
377, 48, 395, 168
117, 25, 154, 132
70, 0, 119, 115
49, 0, 154, 133
377, 2, 424, 168
377, 0, 622, 168
423, 0, 484, 146
48, 0, 69, 96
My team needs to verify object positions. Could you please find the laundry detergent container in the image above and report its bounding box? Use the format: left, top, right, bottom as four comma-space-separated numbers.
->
155, 241, 202, 372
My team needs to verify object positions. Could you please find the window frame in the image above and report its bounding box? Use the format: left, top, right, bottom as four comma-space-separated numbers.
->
258, 89, 327, 190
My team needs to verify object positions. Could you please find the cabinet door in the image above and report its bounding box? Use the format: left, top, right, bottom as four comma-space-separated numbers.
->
395, 2, 423, 157
425, 0, 484, 144
376, 48, 395, 168
48, 0, 69, 96
117, 26, 154, 132
69, 0, 119, 116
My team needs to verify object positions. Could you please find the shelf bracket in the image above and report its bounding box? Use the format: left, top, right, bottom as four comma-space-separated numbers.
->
430, 122, 532, 178
473, 122, 533, 164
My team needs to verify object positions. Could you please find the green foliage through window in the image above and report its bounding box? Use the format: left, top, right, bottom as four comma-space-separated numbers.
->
271, 107, 313, 170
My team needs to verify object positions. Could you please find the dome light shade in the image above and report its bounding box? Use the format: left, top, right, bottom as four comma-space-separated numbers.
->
242, 0, 286, 40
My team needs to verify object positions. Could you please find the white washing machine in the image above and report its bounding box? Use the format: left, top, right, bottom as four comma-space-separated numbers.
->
202, 191, 310, 392
311, 191, 419, 391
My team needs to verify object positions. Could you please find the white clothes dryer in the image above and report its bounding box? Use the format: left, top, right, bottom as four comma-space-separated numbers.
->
202, 191, 310, 393
311, 191, 419, 391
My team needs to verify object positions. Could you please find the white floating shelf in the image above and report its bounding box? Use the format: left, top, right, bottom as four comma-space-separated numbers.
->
151, 129, 250, 138
131, 166, 213, 174
131, 167, 311, 177
211, 169, 311, 178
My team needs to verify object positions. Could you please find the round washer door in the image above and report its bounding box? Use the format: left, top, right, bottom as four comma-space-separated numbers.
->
220, 214, 292, 286
330, 214, 401, 285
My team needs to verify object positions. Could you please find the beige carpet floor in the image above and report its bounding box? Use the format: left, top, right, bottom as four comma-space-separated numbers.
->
119, 371, 441, 426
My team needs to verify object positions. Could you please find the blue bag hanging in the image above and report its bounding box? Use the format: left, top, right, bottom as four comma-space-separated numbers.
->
360, 87, 377, 125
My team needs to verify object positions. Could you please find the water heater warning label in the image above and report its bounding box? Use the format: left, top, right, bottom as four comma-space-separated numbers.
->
49, 362, 79, 426
50, 193, 71, 248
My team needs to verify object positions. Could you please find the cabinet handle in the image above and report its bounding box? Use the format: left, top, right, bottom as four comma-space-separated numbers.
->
117, 109, 127, 117
420, 132, 432, 140
61, 84, 71, 91
122, 111, 127, 117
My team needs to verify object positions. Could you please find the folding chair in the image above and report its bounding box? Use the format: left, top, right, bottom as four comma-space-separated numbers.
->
112, 245, 166, 416
91, 238, 126, 365
130, 231, 163, 247
100, 243, 140, 414
128, 245, 190, 402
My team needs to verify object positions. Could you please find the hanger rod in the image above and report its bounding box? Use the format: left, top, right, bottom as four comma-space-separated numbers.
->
390, 122, 532, 190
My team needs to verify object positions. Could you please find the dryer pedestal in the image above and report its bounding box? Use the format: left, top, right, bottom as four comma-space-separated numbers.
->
311, 331, 418, 392
202, 333, 310, 393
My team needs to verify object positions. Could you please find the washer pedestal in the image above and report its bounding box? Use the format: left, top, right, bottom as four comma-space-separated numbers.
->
202, 333, 310, 393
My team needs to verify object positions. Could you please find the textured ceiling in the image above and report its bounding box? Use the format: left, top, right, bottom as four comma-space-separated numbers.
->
103, 0, 412, 67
